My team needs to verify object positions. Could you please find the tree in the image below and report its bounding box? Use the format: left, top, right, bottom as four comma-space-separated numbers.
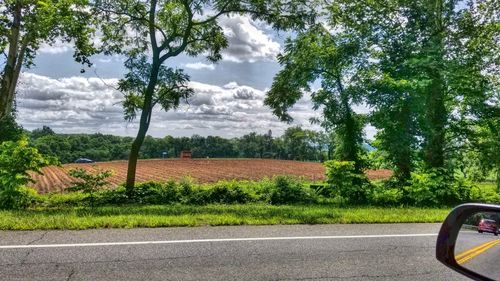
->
93, 0, 316, 195
329, 0, 499, 178
0, 0, 96, 120
265, 24, 367, 171
30, 126, 55, 139
237, 132, 264, 158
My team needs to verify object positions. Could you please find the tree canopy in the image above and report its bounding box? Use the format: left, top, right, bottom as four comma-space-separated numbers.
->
0, 0, 96, 121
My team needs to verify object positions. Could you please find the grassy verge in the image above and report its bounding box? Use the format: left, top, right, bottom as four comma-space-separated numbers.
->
0, 204, 450, 230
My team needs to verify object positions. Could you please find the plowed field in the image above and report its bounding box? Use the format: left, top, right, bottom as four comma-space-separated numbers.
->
29, 159, 392, 193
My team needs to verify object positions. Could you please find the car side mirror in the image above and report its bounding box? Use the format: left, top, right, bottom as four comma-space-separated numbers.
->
436, 203, 500, 281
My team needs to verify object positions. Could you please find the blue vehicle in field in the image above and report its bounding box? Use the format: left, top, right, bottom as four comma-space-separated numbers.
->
74, 158, 95, 163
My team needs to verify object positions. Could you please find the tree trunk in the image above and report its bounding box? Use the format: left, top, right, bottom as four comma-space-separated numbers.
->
125, 63, 159, 196
0, 5, 22, 121
394, 102, 413, 182
424, 73, 446, 169
423, 0, 447, 170
336, 77, 362, 172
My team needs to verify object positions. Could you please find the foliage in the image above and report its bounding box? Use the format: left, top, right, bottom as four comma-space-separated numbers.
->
43, 177, 318, 207
0, 138, 52, 209
266, 24, 366, 170
263, 176, 317, 205
369, 181, 403, 206
0, 0, 96, 120
365, 148, 393, 170
0, 186, 39, 210
324, 160, 370, 204
0, 112, 24, 142
404, 169, 473, 207
470, 183, 500, 205
68, 168, 113, 207
31, 132, 133, 163
29, 127, 332, 163
118, 55, 194, 122
323, 0, 499, 180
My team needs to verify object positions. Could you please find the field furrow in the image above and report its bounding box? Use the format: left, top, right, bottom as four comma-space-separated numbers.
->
29, 159, 392, 193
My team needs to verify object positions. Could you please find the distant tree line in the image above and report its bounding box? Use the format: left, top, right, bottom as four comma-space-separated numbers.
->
28, 126, 336, 164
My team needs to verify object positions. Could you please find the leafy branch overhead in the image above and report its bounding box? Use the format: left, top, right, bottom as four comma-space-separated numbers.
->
118, 55, 194, 122
0, 0, 97, 121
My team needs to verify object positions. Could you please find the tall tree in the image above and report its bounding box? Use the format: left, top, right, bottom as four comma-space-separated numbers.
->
0, 0, 95, 121
330, 0, 499, 177
265, 24, 367, 171
93, 0, 315, 194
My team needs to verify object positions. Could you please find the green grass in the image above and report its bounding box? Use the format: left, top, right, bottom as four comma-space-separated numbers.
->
0, 204, 450, 230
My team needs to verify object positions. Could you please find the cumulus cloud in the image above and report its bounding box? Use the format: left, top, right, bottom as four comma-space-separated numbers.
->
38, 40, 74, 54
184, 62, 216, 70
16, 73, 321, 138
218, 15, 281, 63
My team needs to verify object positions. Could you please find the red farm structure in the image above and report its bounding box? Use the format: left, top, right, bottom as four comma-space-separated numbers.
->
180, 150, 192, 159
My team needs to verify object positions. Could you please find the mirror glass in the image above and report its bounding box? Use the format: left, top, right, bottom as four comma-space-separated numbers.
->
456, 211, 500, 280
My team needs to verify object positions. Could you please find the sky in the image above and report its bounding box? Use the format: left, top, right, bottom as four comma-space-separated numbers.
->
15, 14, 375, 139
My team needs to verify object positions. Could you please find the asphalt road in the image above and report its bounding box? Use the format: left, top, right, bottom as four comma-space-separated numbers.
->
0, 224, 470, 281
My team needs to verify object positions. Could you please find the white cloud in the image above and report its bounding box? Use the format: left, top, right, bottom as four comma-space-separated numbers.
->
38, 40, 74, 54
16, 73, 322, 138
184, 62, 216, 70
223, 82, 239, 89
218, 15, 281, 63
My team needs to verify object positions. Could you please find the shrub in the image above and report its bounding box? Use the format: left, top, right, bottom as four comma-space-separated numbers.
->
369, 181, 403, 206
264, 176, 316, 204
470, 184, 500, 204
207, 182, 252, 204
97, 187, 123, 204
160, 180, 183, 203
102, 181, 183, 205
183, 181, 253, 205
178, 177, 195, 199
324, 161, 370, 204
127, 181, 163, 204
0, 186, 39, 209
404, 168, 473, 206
68, 168, 113, 207
0, 138, 52, 209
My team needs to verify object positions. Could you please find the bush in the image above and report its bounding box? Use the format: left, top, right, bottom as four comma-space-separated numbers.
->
470, 184, 500, 204
324, 161, 370, 204
404, 168, 473, 206
103, 181, 183, 205
0, 138, 52, 209
68, 168, 113, 207
96, 185, 130, 205
0, 186, 39, 210
264, 176, 316, 204
207, 182, 252, 204
184, 181, 253, 205
98, 179, 252, 206
369, 181, 403, 206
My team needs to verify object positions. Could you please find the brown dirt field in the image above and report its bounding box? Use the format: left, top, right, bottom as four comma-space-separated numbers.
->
29, 159, 393, 193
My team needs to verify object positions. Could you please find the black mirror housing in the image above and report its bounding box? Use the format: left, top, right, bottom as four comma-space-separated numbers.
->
436, 203, 500, 281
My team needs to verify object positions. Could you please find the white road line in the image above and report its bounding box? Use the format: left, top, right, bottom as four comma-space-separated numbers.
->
0, 233, 437, 249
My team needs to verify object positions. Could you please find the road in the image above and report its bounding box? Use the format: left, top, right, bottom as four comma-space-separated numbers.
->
0, 224, 469, 281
